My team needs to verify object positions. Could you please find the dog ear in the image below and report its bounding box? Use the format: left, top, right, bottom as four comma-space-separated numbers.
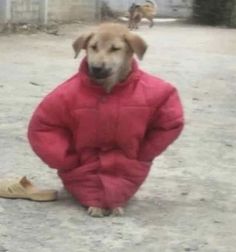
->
72, 33, 94, 59
125, 33, 147, 60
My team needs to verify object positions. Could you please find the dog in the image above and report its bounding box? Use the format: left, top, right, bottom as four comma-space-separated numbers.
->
128, 0, 157, 30
73, 23, 147, 216
28, 23, 184, 218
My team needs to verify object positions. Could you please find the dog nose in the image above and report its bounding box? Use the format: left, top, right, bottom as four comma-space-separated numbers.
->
91, 66, 104, 75
89, 64, 111, 79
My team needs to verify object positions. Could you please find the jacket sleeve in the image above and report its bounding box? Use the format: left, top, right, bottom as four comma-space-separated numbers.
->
28, 90, 79, 170
138, 87, 184, 162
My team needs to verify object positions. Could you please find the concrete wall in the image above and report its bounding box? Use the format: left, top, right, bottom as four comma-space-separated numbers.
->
0, 0, 11, 22
10, 0, 40, 23
0, 0, 6, 22
0, 0, 98, 24
47, 0, 98, 22
157, 0, 193, 18
0, 0, 194, 24
103, 0, 133, 13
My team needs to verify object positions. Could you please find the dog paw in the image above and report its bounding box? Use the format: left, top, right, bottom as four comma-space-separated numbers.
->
112, 207, 124, 216
87, 207, 107, 218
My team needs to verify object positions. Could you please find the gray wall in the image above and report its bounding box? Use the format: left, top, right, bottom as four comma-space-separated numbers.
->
0, 0, 193, 24
10, 0, 40, 23
47, 0, 98, 22
0, 0, 98, 24
0, 0, 11, 22
157, 0, 193, 18
103, 0, 134, 12
0, 0, 6, 22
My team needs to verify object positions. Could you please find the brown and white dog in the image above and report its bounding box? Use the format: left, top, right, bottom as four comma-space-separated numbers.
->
128, 0, 157, 30
73, 23, 147, 216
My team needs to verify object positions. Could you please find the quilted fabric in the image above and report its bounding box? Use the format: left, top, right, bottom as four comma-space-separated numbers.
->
28, 58, 184, 208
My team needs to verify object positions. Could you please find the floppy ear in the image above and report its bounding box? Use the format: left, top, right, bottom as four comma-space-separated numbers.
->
125, 33, 147, 60
72, 32, 94, 59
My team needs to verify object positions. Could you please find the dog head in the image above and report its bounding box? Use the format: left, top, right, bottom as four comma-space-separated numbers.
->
72, 23, 147, 91
129, 3, 141, 15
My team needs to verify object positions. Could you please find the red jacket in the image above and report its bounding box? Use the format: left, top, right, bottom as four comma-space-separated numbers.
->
28, 58, 184, 208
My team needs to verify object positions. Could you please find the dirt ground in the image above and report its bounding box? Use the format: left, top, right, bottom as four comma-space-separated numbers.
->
0, 22, 236, 252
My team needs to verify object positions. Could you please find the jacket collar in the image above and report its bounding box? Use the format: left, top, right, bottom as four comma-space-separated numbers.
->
78, 57, 141, 93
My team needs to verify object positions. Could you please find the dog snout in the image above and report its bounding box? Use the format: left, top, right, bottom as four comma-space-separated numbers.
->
91, 66, 104, 75
89, 64, 112, 79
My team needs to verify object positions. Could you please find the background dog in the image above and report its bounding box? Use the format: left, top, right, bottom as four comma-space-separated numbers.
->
128, 0, 157, 30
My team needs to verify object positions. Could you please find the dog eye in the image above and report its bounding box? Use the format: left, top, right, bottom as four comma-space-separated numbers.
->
91, 44, 98, 51
110, 46, 121, 52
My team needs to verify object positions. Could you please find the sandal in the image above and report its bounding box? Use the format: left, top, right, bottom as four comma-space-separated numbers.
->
0, 176, 58, 202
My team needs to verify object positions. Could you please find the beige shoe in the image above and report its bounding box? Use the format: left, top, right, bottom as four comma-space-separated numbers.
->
0, 176, 58, 202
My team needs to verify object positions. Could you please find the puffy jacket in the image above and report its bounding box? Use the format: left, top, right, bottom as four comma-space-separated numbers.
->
28, 58, 184, 208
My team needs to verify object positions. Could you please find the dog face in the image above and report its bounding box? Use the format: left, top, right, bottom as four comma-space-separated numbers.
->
73, 23, 147, 90
86, 30, 131, 80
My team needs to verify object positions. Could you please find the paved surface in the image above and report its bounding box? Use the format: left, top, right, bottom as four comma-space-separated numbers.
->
0, 22, 236, 252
